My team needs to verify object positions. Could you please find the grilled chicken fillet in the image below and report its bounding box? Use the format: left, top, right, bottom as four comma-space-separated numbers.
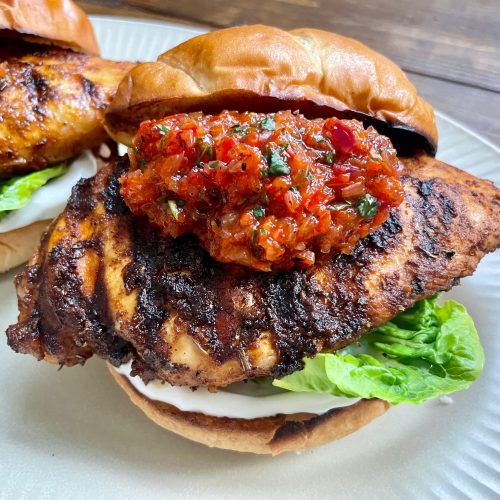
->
0, 46, 134, 176
7, 155, 500, 388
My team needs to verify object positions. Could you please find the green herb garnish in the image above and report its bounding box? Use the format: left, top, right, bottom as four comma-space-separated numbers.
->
156, 124, 170, 135
324, 151, 335, 164
230, 125, 246, 135
267, 149, 290, 176
356, 194, 379, 219
195, 137, 214, 163
261, 117, 275, 131
208, 161, 220, 169
252, 207, 265, 218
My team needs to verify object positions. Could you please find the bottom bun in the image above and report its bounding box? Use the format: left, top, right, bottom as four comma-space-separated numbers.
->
0, 220, 51, 273
109, 364, 390, 455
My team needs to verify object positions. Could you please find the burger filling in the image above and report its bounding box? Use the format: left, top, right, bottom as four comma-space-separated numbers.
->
0, 152, 97, 232
120, 110, 404, 271
117, 111, 484, 416
116, 296, 484, 417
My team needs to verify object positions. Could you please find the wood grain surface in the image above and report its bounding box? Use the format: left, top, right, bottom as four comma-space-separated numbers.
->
78, 0, 500, 147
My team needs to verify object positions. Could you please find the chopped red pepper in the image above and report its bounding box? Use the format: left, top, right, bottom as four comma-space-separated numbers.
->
120, 110, 404, 271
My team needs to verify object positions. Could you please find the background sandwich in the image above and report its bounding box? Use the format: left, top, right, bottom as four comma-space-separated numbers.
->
0, 0, 133, 272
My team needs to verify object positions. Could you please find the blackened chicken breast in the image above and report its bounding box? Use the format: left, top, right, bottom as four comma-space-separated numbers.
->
6, 154, 500, 387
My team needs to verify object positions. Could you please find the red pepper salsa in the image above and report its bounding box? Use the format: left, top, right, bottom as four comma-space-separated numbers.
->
120, 111, 404, 271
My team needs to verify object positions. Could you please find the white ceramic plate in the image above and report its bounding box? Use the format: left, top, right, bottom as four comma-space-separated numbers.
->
0, 16, 499, 500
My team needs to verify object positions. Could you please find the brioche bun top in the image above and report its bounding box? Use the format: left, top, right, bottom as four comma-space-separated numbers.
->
105, 25, 437, 155
0, 0, 99, 54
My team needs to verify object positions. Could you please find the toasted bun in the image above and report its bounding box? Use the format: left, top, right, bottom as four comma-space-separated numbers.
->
0, 0, 99, 54
0, 220, 49, 273
109, 364, 390, 455
105, 25, 437, 156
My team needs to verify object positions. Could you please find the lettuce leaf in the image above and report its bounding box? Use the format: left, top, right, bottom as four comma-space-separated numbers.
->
273, 297, 484, 404
0, 164, 68, 219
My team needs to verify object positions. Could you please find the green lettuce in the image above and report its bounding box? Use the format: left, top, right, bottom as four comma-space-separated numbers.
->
0, 164, 68, 219
273, 297, 484, 404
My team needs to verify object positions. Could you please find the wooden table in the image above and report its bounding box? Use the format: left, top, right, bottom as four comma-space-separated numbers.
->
78, 0, 500, 148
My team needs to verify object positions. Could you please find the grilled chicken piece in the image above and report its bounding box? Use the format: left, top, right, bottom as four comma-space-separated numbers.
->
0, 47, 134, 176
7, 154, 500, 388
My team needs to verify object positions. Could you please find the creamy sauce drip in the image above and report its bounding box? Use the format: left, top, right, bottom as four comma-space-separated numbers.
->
115, 361, 358, 419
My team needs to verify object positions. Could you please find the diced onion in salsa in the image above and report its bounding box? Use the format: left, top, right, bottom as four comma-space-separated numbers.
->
120, 110, 404, 271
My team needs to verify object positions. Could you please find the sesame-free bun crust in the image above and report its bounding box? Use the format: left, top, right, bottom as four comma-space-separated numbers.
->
109, 365, 390, 455
105, 25, 437, 155
0, 219, 49, 273
0, 0, 99, 54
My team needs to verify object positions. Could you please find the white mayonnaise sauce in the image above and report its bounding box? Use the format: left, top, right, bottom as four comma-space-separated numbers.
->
0, 150, 98, 233
115, 361, 358, 419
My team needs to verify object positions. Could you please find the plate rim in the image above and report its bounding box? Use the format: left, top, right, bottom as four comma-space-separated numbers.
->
1, 14, 498, 499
